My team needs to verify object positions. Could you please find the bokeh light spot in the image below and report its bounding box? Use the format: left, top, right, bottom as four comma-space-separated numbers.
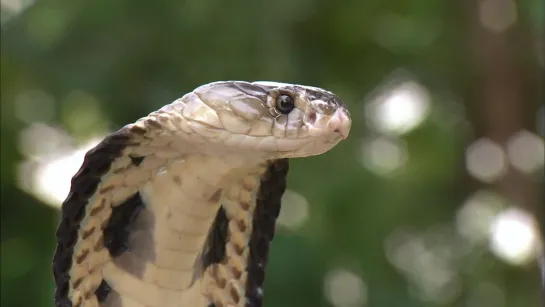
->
360, 136, 408, 176
14, 89, 56, 124
370, 13, 441, 53
17, 123, 72, 158
1, 0, 35, 24
479, 0, 518, 33
505, 130, 544, 174
465, 138, 507, 183
17, 126, 106, 208
385, 227, 462, 304
277, 189, 309, 231
62, 90, 108, 137
489, 207, 541, 265
324, 268, 368, 307
365, 79, 431, 135
456, 190, 505, 243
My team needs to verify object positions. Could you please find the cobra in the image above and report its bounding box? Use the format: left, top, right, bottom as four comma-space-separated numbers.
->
52, 81, 352, 307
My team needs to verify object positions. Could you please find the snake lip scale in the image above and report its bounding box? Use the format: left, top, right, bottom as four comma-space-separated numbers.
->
52, 80, 352, 307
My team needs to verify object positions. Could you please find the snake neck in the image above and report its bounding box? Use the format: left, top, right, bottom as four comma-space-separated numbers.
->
99, 152, 268, 307
142, 154, 265, 202
138, 154, 267, 237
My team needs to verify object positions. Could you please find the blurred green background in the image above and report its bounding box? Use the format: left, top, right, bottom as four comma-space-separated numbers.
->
1, 0, 544, 306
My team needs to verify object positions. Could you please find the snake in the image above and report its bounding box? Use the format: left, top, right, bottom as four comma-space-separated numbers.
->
52, 80, 352, 307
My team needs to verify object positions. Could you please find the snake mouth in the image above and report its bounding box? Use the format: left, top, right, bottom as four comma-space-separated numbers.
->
183, 120, 347, 158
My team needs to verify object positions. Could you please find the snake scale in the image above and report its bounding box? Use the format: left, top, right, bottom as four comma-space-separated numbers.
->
52, 81, 352, 307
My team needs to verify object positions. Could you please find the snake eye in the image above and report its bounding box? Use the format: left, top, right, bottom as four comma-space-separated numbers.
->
276, 94, 295, 114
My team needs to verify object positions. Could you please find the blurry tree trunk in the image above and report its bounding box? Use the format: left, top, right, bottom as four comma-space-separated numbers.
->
462, 0, 544, 303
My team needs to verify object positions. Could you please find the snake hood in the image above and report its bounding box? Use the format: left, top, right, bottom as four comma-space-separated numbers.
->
52, 81, 351, 307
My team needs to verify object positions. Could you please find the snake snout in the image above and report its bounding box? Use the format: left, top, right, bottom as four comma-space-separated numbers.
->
327, 109, 351, 140
305, 107, 351, 140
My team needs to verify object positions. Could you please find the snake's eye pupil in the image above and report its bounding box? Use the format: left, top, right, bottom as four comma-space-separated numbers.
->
276, 95, 295, 114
